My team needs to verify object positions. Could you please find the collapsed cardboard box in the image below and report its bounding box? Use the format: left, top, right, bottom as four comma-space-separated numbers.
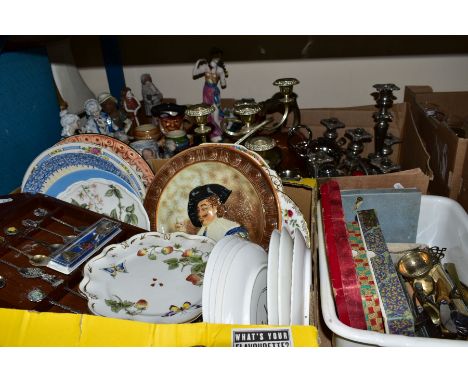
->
404, 86, 468, 211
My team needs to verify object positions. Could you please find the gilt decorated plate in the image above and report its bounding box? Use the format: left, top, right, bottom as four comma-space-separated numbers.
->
79, 232, 215, 324
144, 144, 282, 250
58, 134, 155, 188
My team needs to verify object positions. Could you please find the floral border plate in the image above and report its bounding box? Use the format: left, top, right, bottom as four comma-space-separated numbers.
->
58, 134, 154, 188
279, 191, 311, 248
79, 232, 215, 324
144, 144, 282, 250
57, 178, 150, 229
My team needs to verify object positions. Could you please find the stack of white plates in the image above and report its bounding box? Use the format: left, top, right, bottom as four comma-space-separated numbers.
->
203, 235, 268, 325
267, 228, 311, 326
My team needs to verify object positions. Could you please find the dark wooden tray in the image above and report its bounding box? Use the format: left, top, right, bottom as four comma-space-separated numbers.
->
0, 193, 145, 315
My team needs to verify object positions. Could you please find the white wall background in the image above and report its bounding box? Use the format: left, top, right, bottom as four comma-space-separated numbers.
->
79, 54, 468, 108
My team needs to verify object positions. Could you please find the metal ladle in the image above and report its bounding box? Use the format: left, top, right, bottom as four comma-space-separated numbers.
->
22, 219, 76, 243
33, 208, 87, 234
0, 275, 6, 288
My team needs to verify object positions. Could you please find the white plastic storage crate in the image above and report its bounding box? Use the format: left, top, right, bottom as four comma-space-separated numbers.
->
318, 195, 468, 346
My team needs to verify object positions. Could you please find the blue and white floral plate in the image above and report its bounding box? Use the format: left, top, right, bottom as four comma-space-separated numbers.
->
56, 178, 150, 229
21, 143, 146, 199
79, 232, 215, 324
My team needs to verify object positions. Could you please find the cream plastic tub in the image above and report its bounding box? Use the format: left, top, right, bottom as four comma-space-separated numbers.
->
318, 195, 468, 347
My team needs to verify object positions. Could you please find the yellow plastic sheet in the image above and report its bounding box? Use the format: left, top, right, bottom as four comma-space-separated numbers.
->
0, 308, 318, 347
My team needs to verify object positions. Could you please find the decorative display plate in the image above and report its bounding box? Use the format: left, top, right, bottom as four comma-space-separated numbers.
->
79, 232, 216, 324
56, 178, 150, 229
290, 228, 307, 325
267, 229, 281, 325
58, 134, 155, 188
279, 191, 311, 248
144, 144, 282, 250
22, 143, 146, 199
45, 168, 139, 198
278, 228, 293, 325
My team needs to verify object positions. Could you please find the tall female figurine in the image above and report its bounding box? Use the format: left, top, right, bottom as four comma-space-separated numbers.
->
121, 86, 141, 135
192, 47, 228, 142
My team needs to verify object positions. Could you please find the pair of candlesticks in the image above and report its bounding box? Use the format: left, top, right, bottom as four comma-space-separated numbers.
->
285, 83, 402, 178
185, 78, 300, 145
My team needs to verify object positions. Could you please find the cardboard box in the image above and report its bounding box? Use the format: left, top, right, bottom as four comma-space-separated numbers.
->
149, 158, 328, 345
0, 163, 319, 347
290, 103, 432, 193
404, 86, 468, 210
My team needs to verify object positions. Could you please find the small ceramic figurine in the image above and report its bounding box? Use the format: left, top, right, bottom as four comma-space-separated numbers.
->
83, 99, 115, 136
60, 109, 81, 138
121, 87, 141, 134
192, 47, 228, 142
141, 73, 163, 117
97, 92, 131, 142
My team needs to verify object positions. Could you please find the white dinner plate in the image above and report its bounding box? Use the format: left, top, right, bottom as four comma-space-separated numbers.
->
277, 228, 293, 325
303, 246, 312, 325
267, 229, 281, 325
290, 228, 307, 325
243, 264, 268, 325
202, 235, 237, 323
213, 237, 250, 323
221, 240, 267, 324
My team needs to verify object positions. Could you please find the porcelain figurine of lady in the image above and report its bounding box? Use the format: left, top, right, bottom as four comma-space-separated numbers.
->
141, 73, 163, 117
83, 99, 115, 136
121, 87, 141, 135
192, 47, 228, 142
60, 110, 81, 138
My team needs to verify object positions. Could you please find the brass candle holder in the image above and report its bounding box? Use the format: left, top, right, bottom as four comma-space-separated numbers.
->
185, 103, 216, 143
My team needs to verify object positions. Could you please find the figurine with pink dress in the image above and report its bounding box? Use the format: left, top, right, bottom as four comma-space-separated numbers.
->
192, 47, 228, 142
